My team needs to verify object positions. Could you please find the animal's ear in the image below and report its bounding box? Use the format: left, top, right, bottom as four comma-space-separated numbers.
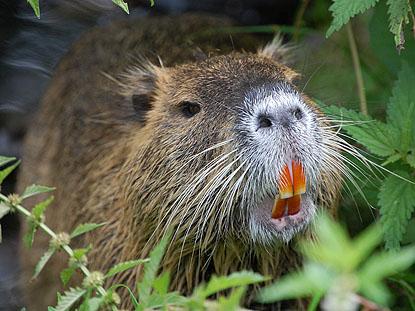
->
257, 34, 292, 64
132, 94, 152, 123
257, 34, 300, 82
119, 61, 164, 123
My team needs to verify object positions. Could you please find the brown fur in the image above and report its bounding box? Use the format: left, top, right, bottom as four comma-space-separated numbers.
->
18, 14, 341, 310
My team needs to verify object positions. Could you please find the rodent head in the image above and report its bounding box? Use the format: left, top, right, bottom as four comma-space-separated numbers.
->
119, 43, 342, 249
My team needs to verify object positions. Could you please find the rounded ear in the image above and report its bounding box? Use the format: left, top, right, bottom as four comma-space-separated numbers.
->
118, 60, 165, 123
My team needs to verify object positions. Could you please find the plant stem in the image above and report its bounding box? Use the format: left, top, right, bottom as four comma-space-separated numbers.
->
346, 23, 368, 115
0, 193, 107, 297
293, 0, 310, 41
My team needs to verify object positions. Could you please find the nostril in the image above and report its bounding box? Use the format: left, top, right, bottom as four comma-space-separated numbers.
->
258, 115, 272, 128
293, 107, 303, 120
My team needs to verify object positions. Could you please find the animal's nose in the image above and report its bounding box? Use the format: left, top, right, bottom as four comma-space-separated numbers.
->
257, 106, 304, 130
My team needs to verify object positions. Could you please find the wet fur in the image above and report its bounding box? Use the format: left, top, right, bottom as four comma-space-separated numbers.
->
18, 14, 342, 310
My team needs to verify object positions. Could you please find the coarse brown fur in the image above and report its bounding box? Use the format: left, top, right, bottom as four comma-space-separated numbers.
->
18, 14, 342, 310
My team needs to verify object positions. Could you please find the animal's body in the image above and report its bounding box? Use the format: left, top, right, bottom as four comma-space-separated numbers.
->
18, 14, 342, 310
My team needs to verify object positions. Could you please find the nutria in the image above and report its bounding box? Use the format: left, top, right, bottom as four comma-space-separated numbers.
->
18, 14, 343, 310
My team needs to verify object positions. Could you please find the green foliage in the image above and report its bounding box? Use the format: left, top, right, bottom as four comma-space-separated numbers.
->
70, 222, 106, 239
327, 0, 415, 50
27, 0, 40, 18
112, 0, 129, 14
53, 287, 86, 311
106, 259, 150, 278
33, 248, 56, 279
257, 214, 415, 308
324, 63, 415, 250
326, 0, 379, 37
387, 0, 412, 48
378, 173, 415, 251
21, 184, 55, 199
0, 160, 20, 184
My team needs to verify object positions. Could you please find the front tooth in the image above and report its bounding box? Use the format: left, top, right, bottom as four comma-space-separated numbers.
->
272, 197, 286, 219
293, 160, 306, 195
278, 164, 293, 199
287, 195, 301, 215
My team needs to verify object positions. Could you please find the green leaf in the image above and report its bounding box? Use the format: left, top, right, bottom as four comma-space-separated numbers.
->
85, 297, 103, 311
323, 105, 399, 157
72, 246, 91, 260
27, 0, 40, 18
387, 63, 415, 154
407, 152, 415, 168
152, 271, 170, 295
21, 184, 55, 200
195, 271, 267, 299
149, 0, 155, 6
326, 0, 379, 37
378, 173, 415, 250
0, 202, 10, 219
23, 220, 37, 248
359, 246, 415, 304
137, 231, 171, 307
0, 160, 20, 184
33, 248, 56, 279
70, 222, 106, 239
0, 156, 16, 167
112, 0, 129, 13
105, 258, 149, 278
54, 287, 86, 311
369, 1, 415, 74
218, 286, 246, 311
257, 264, 332, 302
60, 267, 76, 286
32, 196, 54, 220
386, 0, 411, 49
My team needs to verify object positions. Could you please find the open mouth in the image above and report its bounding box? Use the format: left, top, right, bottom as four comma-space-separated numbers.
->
271, 160, 306, 219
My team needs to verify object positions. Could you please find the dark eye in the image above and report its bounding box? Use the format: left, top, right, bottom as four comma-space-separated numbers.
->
179, 101, 201, 118
258, 115, 272, 128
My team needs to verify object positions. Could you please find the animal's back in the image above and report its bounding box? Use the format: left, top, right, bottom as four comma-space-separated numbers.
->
18, 14, 260, 309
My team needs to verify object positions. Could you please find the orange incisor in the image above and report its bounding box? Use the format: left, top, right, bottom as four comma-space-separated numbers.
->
271, 161, 306, 219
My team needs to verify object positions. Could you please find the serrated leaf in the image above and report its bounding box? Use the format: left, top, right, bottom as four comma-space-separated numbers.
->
0, 156, 16, 167
196, 271, 267, 299
33, 248, 55, 279
23, 220, 37, 248
326, 0, 379, 37
387, 64, 415, 154
32, 196, 54, 220
378, 173, 415, 250
386, 0, 411, 49
54, 287, 86, 311
137, 231, 171, 307
70, 222, 106, 238
369, 1, 415, 73
27, 0, 40, 18
0, 160, 20, 184
60, 267, 76, 286
112, 0, 129, 13
0, 202, 10, 219
21, 184, 55, 200
105, 258, 149, 278
323, 105, 399, 157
